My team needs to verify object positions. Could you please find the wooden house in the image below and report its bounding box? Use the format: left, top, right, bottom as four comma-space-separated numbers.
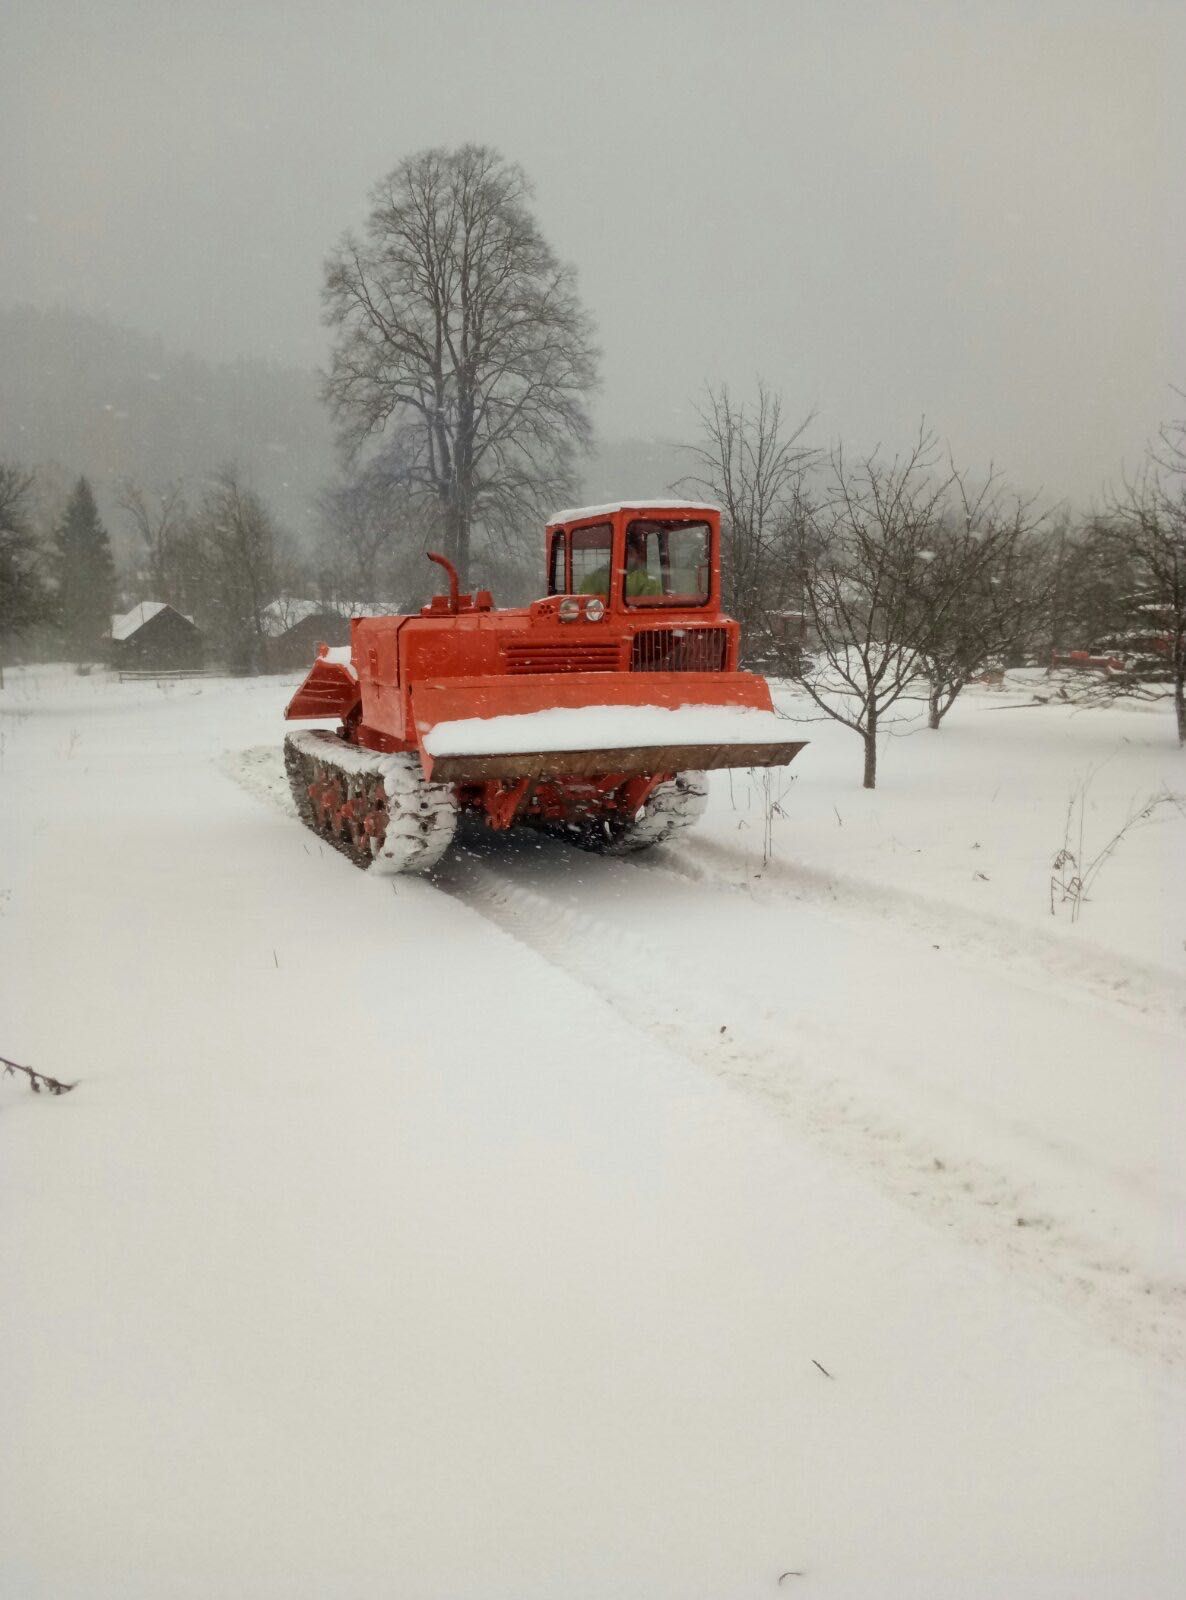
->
109, 603, 204, 672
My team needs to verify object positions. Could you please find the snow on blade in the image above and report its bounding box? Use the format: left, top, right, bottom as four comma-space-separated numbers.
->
421, 702, 796, 756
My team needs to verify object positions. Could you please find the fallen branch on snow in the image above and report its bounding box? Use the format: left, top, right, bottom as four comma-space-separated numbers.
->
1, 1053, 77, 1096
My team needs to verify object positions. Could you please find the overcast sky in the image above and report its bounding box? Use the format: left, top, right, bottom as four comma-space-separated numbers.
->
3, 0, 1184, 501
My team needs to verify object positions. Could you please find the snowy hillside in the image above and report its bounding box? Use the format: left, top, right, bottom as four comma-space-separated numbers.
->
1, 666, 1183, 1598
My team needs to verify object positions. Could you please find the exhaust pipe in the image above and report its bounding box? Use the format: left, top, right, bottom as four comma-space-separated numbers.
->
426, 551, 461, 614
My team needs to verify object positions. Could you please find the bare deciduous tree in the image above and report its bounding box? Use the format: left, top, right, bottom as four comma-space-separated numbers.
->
915, 476, 1047, 728
185, 467, 282, 674
117, 478, 187, 605
1112, 414, 1186, 744
679, 382, 814, 653
0, 463, 34, 542
793, 432, 960, 788
316, 440, 433, 605
323, 144, 598, 579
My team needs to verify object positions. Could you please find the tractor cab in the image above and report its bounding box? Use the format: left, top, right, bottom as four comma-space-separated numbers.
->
546, 503, 718, 613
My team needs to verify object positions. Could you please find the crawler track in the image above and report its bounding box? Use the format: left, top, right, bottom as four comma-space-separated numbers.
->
573, 770, 710, 853
284, 729, 456, 874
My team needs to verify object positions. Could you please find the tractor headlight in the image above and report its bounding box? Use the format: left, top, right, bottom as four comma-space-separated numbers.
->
584, 597, 606, 622
558, 597, 581, 621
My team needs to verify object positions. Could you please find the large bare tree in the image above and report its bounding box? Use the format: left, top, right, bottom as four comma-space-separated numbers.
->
323, 145, 598, 579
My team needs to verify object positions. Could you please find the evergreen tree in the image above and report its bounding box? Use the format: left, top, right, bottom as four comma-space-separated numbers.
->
54, 477, 116, 658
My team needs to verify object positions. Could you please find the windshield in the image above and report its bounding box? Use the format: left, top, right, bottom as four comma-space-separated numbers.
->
623, 519, 712, 607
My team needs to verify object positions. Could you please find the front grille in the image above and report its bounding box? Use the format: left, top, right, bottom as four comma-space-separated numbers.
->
631, 627, 729, 672
503, 641, 622, 674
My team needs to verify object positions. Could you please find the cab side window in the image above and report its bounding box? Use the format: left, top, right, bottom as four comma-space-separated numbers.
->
547, 530, 567, 595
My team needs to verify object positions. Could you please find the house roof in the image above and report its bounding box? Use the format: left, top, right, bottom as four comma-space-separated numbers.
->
110, 601, 196, 642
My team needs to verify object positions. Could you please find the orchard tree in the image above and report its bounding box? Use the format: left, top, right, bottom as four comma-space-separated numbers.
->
793, 432, 960, 789
1108, 414, 1186, 745
915, 478, 1047, 728
322, 144, 598, 578
0, 463, 49, 685
54, 477, 115, 659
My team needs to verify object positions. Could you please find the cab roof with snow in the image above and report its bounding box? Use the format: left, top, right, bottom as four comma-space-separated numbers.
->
547, 499, 719, 525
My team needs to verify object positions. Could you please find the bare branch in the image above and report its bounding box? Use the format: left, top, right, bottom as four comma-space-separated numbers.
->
1, 1053, 77, 1095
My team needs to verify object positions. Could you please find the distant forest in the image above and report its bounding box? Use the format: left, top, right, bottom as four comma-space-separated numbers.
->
0, 305, 335, 557
0, 304, 687, 564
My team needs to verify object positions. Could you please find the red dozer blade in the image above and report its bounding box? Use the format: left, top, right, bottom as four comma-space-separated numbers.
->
410, 672, 807, 782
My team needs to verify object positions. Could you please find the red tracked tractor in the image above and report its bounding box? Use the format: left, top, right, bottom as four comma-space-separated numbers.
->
284, 501, 806, 871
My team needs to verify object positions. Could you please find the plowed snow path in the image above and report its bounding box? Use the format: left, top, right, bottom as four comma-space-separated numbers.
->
658, 827, 1186, 1034
3, 679, 1184, 1600
228, 740, 1186, 1367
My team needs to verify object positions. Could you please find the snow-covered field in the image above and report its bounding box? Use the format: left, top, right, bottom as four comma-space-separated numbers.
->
2, 664, 1184, 1598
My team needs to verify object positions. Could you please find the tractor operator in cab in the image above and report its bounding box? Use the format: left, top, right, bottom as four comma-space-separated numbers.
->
579, 529, 662, 598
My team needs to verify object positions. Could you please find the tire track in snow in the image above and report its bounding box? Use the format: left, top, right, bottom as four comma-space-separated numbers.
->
644, 832, 1186, 1035
434, 836, 1186, 1372
223, 745, 1186, 1369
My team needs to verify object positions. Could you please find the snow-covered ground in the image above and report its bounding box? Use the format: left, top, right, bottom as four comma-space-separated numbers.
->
1, 664, 1184, 1598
